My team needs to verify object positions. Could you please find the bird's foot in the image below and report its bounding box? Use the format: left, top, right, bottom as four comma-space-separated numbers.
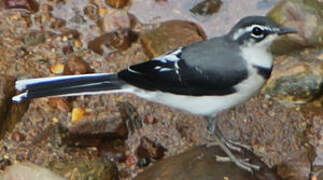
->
206, 135, 260, 173
225, 139, 253, 152
214, 155, 260, 173
206, 137, 252, 152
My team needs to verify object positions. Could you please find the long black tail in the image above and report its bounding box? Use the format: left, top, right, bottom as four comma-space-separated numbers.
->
13, 73, 128, 102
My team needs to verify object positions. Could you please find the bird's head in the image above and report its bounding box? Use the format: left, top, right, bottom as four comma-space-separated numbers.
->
228, 16, 297, 49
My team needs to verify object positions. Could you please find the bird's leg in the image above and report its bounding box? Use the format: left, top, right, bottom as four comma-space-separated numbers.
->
206, 116, 245, 151
206, 115, 216, 136
205, 116, 260, 173
214, 121, 252, 152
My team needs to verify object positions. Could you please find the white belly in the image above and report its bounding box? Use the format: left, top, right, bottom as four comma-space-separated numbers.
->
131, 71, 266, 116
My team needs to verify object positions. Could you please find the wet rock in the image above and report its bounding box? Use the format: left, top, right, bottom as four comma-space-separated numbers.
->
136, 137, 167, 161
268, 0, 323, 54
264, 49, 323, 104
140, 20, 206, 58
118, 101, 143, 135
49, 159, 118, 180
106, 0, 129, 9
3, 0, 39, 13
135, 146, 279, 180
63, 56, 93, 75
3, 162, 64, 180
190, 0, 222, 16
98, 11, 132, 33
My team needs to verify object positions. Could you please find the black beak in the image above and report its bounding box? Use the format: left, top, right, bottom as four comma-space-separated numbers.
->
277, 27, 298, 35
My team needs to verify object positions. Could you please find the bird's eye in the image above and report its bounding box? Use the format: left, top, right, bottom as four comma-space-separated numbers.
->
252, 27, 263, 36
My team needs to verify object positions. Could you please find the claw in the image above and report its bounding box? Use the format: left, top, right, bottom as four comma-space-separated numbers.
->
205, 116, 260, 173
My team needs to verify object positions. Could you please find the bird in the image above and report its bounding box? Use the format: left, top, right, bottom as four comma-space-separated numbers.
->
12, 16, 297, 173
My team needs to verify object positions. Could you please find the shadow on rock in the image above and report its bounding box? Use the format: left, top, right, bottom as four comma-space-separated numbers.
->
135, 145, 281, 180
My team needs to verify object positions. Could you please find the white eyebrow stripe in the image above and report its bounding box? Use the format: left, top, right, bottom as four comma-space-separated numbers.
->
232, 25, 278, 40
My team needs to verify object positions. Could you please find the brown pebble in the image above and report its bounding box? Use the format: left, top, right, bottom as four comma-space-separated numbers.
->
105, 29, 138, 51
64, 56, 93, 75
48, 98, 71, 112
88, 29, 137, 54
106, 0, 129, 9
11, 131, 26, 142
144, 114, 157, 124
190, 0, 222, 16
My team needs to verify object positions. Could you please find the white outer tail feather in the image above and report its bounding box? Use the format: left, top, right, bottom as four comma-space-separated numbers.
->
12, 92, 27, 102
12, 73, 131, 102
11, 88, 134, 103
15, 73, 112, 91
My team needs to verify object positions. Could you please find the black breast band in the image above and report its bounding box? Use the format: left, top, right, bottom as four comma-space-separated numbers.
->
253, 65, 272, 79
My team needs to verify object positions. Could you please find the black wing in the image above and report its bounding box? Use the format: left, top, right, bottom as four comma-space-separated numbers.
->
118, 46, 248, 96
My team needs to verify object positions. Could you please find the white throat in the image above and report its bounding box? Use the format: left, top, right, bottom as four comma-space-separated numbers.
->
240, 34, 277, 68
240, 45, 273, 68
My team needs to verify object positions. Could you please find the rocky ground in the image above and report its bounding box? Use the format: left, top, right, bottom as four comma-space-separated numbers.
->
0, 0, 322, 179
